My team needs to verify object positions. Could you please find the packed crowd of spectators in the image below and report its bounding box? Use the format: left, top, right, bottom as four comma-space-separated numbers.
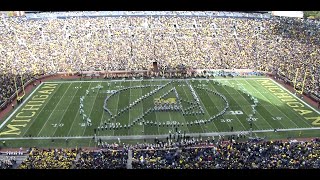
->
0, 14, 319, 107
18, 147, 128, 169
132, 138, 320, 169
0, 156, 17, 169
13, 137, 320, 169
19, 148, 78, 169
74, 149, 128, 169
0, 74, 33, 106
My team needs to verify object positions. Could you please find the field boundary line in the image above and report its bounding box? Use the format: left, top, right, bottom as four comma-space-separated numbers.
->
246, 79, 305, 128
1, 126, 320, 141
270, 79, 320, 115
0, 83, 44, 129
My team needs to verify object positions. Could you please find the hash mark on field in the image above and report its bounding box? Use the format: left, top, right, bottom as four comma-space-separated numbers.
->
270, 79, 320, 115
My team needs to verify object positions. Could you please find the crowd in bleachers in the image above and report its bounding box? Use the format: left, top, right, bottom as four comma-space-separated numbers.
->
17, 147, 128, 169
74, 149, 128, 169
0, 14, 319, 106
131, 138, 320, 169
19, 148, 78, 169
0, 156, 16, 169
0, 74, 33, 106
13, 137, 320, 169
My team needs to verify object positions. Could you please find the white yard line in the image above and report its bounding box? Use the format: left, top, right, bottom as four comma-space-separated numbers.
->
270, 79, 320, 115
128, 81, 132, 135
37, 83, 73, 136
52, 82, 84, 136
0, 83, 44, 129
185, 80, 208, 133
2, 126, 320, 141
222, 80, 272, 130
226, 80, 275, 130
154, 111, 160, 135
180, 81, 205, 132
204, 83, 233, 131
164, 81, 175, 134
142, 116, 145, 135
243, 79, 301, 128
66, 82, 93, 136
113, 81, 122, 136
149, 81, 160, 135
136, 81, 147, 135
81, 82, 102, 136
97, 82, 111, 136
167, 111, 174, 134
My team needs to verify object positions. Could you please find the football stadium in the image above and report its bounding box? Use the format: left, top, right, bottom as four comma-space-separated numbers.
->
0, 11, 319, 169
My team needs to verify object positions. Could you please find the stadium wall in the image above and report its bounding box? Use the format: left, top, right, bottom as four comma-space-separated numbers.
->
271, 11, 304, 18
23, 11, 271, 20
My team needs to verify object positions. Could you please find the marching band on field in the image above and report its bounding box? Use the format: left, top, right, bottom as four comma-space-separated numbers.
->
78, 80, 258, 130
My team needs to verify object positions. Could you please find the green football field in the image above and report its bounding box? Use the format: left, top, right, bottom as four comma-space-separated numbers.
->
0, 77, 319, 148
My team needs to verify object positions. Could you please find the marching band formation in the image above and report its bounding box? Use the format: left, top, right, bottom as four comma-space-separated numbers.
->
79, 79, 261, 131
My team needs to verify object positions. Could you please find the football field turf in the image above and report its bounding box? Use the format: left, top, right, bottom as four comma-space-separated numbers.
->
0, 77, 319, 147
